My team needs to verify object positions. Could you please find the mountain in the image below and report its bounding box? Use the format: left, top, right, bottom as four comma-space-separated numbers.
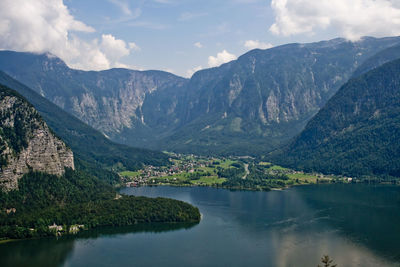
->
0, 72, 169, 177
0, 85, 74, 191
0, 51, 188, 141
0, 83, 199, 240
155, 37, 400, 154
272, 59, 400, 178
352, 44, 400, 77
1, 36, 400, 155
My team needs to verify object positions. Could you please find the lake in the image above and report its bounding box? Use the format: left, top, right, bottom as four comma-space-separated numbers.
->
1, 184, 399, 267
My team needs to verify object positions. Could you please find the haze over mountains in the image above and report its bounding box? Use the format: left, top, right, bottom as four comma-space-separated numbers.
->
2, 36, 400, 155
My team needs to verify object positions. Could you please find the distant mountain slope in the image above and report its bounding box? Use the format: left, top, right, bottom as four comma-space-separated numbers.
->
1, 36, 400, 155
352, 44, 400, 77
273, 59, 400, 178
0, 72, 169, 173
0, 51, 188, 140
146, 37, 400, 154
0, 85, 74, 191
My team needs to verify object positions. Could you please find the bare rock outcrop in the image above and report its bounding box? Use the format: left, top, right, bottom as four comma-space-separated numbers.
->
0, 87, 74, 191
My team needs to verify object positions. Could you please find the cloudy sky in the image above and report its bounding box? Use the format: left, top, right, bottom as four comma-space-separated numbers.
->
1, 0, 400, 77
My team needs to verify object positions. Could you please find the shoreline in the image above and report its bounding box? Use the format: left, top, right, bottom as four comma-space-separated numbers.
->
0, 221, 201, 244
0, 238, 19, 245
123, 179, 400, 192
124, 182, 295, 192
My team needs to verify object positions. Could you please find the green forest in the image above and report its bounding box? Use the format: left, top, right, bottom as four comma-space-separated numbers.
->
0, 169, 200, 239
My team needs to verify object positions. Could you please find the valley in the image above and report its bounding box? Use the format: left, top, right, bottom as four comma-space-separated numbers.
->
2, 0, 400, 265
2, 37, 400, 245
1, 35, 400, 242
119, 153, 370, 191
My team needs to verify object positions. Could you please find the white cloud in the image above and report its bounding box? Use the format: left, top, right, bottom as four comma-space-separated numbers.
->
65, 37, 110, 70
100, 34, 130, 63
162, 68, 175, 74
244, 40, 273, 50
108, 0, 132, 16
113, 62, 143, 70
129, 42, 141, 51
186, 65, 203, 78
270, 0, 400, 41
194, 42, 203, 48
0, 0, 140, 70
208, 50, 237, 67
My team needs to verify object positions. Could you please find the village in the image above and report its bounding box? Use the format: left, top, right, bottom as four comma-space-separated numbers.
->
119, 153, 355, 189
121, 153, 224, 187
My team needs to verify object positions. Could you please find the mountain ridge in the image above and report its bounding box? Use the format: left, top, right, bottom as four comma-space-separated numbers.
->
149, 36, 400, 154
1, 36, 400, 155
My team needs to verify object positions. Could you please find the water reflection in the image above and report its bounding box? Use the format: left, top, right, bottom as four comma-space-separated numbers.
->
0, 223, 197, 267
295, 184, 400, 262
75, 222, 198, 239
123, 185, 400, 267
0, 238, 75, 267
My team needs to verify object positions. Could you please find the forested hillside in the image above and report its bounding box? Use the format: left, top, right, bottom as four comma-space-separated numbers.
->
0, 170, 200, 239
272, 59, 400, 178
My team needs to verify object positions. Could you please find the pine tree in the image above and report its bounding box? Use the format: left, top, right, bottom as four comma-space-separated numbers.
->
318, 255, 337, 267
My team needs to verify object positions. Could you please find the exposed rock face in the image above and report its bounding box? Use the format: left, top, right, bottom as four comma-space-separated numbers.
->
0, 86, 74, 191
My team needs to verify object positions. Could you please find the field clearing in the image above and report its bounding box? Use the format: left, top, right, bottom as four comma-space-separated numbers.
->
120, 171, 141, 178
268, 165, 289, 171
287, 173, 334, 183
156, 173, 188, 182
218, 159, 237, 168
191, 176, 226, 185
198, 166, 216, 173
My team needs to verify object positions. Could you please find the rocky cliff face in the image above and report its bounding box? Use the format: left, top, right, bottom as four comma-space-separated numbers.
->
0, 86, 74, 191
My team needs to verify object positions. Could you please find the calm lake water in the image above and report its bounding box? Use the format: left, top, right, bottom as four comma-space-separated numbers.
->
1, 184, 399, 267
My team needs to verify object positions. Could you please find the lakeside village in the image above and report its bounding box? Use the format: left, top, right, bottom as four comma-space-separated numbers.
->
121, 153, 224, 187
118, 153, 368, 189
